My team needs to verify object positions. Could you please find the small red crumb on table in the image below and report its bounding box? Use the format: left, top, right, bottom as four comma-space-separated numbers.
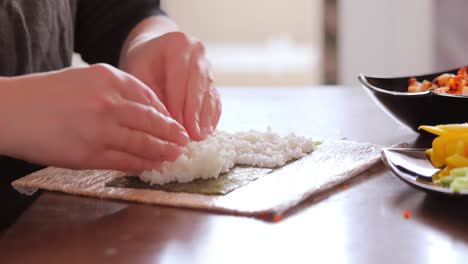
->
403, 210, 410, 219
273, 214, 283, 222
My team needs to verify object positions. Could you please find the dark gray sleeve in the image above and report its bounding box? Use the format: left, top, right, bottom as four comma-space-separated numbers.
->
74, 0, 165, 66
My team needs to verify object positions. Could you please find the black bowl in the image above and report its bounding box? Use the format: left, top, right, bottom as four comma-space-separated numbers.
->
358, 68, 468, 132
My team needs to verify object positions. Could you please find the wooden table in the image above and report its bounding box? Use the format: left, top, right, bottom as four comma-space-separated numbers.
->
2, 86, 468, 263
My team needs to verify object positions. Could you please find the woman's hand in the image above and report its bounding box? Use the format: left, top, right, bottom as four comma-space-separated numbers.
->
120, 29, 221, 141
0, 64, 189, 171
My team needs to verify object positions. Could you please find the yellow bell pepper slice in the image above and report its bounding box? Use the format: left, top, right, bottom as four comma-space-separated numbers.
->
433, 166, 452, 181
446, 153, 468, 168
431, 135, 449, 167
436, 123, 468, 134
418, 125, 446, 136
419, 123, 468, 136
429, 134, 468, 168
422, 123, 468, 188
424, 148, 433, 159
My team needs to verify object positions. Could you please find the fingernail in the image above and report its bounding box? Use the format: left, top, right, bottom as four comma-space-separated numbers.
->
200, 125, 214, 138
168, 146, 186, 161
195, 120, 201, 137
150, 163, 163, 170
177, 130, 189, 146
175, 145, 185, 155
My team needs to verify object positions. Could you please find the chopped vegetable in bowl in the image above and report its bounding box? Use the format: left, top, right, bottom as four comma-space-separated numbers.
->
408, 66, 468, 95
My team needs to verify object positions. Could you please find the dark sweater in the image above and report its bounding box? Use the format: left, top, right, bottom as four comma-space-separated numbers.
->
0, 0, 164, 230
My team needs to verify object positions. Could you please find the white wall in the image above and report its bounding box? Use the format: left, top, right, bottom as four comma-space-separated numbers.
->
338, 0, 434, 86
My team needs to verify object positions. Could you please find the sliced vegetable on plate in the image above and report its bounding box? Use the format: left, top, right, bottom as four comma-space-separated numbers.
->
419, 123, 468, 192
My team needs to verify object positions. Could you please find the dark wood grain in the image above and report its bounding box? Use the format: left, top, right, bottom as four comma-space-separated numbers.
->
2, 86, 466, 264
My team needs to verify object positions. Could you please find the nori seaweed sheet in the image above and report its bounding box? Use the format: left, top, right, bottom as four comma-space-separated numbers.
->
106, 166, 273, 195
106, 142, 320, 196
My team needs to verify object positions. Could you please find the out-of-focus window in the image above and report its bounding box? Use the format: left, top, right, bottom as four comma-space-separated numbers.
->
162, 0, 323, 86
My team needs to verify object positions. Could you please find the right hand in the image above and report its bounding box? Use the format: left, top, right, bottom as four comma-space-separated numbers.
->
120, 31, 222, 142
0, 64, 189, 171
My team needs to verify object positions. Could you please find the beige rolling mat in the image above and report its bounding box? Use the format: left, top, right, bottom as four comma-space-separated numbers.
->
12, 140, 383, 218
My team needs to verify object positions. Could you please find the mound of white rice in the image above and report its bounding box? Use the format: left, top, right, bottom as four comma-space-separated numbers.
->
139, 129, 318, 185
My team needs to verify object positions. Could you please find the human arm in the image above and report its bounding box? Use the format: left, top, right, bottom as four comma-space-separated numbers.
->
0, 64, 188, 171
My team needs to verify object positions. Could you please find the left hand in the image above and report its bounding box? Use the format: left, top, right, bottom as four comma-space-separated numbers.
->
120, 31, 221, 141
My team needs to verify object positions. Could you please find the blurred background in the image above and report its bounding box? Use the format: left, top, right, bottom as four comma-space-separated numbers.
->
73, 0, 467, 87
162, 0, 323, 86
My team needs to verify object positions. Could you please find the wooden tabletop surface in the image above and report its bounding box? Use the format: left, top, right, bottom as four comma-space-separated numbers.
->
2, 86, 468, 264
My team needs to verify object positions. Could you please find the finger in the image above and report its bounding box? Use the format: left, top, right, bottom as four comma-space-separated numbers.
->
106, 126, 185, 163
165, 51, 191, 126
126, 63, 168, 106
117, 73, 171, 117
116, 100, 189, 146
150, 79, 167, 106
184, 55, 211, 140
91, 149, 162, 171
211, 87, 222, 128
198, 86, 221, 139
